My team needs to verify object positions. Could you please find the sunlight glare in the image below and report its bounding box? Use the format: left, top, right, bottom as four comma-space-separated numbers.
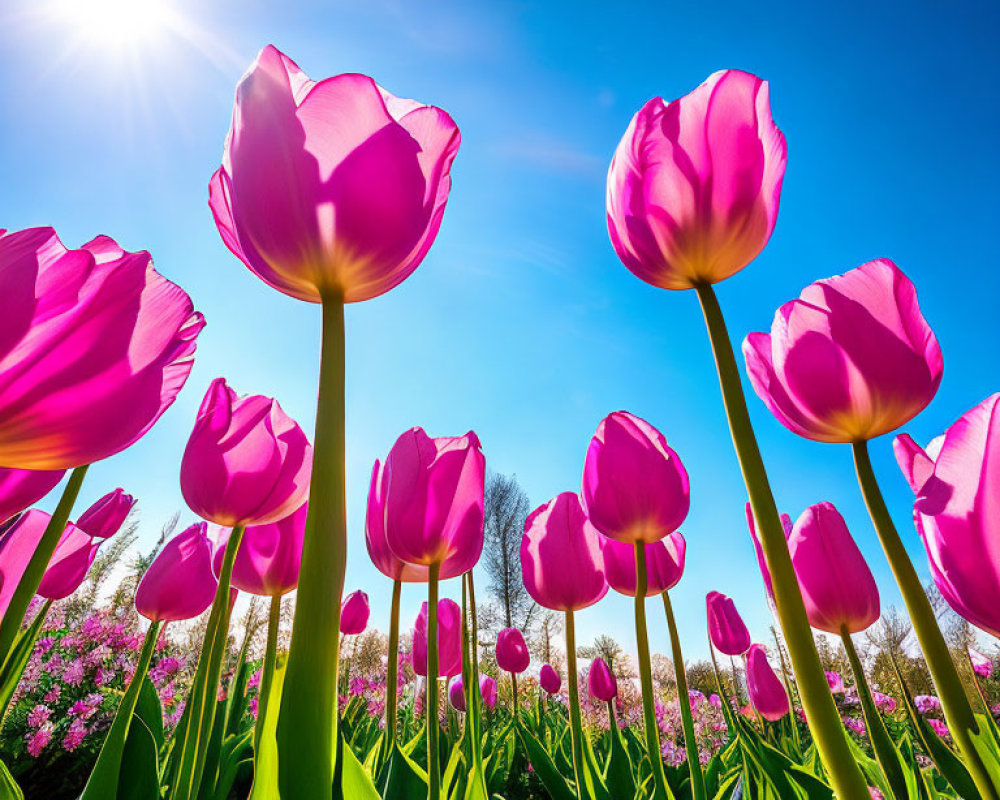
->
49, 0, 174, 47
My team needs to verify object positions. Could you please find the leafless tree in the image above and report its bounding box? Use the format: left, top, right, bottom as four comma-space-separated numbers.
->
482, 472, 537, 633
531, 611, 563, 665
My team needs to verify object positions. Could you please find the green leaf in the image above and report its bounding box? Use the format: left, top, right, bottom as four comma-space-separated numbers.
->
382, 742, 428, 800
117, 716, 161, 800
604, 724, 636, 800
332, 728, 380, 800
0, 759, 23, 800
136, 676, 164, 749
515, 725, 576, 800
249, 660, 285, 800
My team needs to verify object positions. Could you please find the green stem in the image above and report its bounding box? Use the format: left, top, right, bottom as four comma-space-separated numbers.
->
729, 658, 742, 705
427, 563, 441, 800
277, 295, 346, 799
80, 621, 161, 799
771, 628, 801, 751
386, 578, 402, 745
841, 629, 908, 800
171, 524, 245, 800
255, 594, 282, 760
633, 543, 670, 799
0, 465, 88, 664
564, 610, 585, 800
852, 440, 999, 799
694, 282, 869, 800
662, 590, 705, 800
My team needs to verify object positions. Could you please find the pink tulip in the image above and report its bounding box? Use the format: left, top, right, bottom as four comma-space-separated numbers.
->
969, 648, 993, 679
496, 628, 530, 674
479, 676, 498, 711
412, 599, 463, 678
364, 459, 429, 583
582, 411, 690, 544
706, 591, 751, 656
37, 524, 101, 600
449, 677, 466, 712
135, 522, 218, 622
76, 488, 135, 539
539, 664, 561, 695
520, 492, 607, 611
826, 671, 845, 694
892, 433, 944, 495
341, 590, 370, 636
745, 502, 794, 600
601, 532, 685, 597
896, 394, 1000, 638
209, 45, 460, 305
588, 657, 617, 702
0, 468, 65, 525
0, 228, 204, 470
788, 502, 880, 634
744, 259, 942, 443
382, 428, 484, 575
745, 644, 789, 721
181, 378, 312, 527
218, 503, 306, 596
606, 70, 786, 291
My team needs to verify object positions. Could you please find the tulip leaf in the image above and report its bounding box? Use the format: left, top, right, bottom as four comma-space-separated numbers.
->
136, 676, 165, 749
514, 725, 576, 800
249, 660, 285, 800
332, 728, 379, 800
0, 758, 23, 800
382, 742, 428, 800
116, 715, 160, 800
604, 723, 635, 800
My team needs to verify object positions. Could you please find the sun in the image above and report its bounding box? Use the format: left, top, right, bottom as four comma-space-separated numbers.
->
48, 0, 176, 47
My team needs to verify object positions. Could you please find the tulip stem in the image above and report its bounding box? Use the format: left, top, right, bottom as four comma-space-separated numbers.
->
426, 562, 441, 800
386, 578, 402, 747
0, 465, 88, 667
662, 589, 706, 800
729, 657, 742, 705
852, 440, 999, 799
693, 282, 869, 799
255, 594, 282, 762
80, 620, 161, 800
278, 294, 347, 799
840, 629, 908, 800
170, 524, 244, 800
564, 610, 586, 800
633, 543, 670, 800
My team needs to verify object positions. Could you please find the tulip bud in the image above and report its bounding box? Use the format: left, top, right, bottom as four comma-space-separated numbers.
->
745, 644, 788, 721
37, 524, 100, 600
582, 411, 689, 544
181, 378, 312, 527
0, 468, 65, 526
706, 591, 751, 656
788, 502, 880, 635
496, 628, 530, 674
479, 676, 498, 711
744, 259, 942, 444
539, 664, 561, 695
601, 533, 685, 597
520, 492, 607, 611
76, 488, 135, 539
135, 523, 218, 622
449, 678, 466, 712
412, 599, 462, 678
341, 590, 370, 636
588, 657, 617, 702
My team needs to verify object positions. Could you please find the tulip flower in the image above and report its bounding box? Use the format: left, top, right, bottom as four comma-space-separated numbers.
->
135, 523, 217, 622
788, 502, 880, 635
220, 503, 307, 598
479, 676, 498, 711
0, 467, 64, 526
601, 532, 685, 597
969, 649, 993, 680
412, 599, 463, 679
0, 511, 65, 615
539, 664, 561, 695
365, 459, 429, 583
0, 228, 205, 471
706, 591, 751, 656
588, 657, 618, 702
181, 378, 311, 528
745, 645, 789, 721
449, 678, 466, 712
496, 627, 529, 674
582, 411, 689, 543
744, 260, 942, 444
76, 488, 135, 539
341, 590, 370, 636
745, 502, 794, 601
606, 70, 786, 291
36, 524, 101, 600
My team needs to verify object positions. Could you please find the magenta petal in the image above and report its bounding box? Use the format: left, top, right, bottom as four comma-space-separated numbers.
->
600, 533, 685, 597
0, 510, 54, 615
706, 591, 751, 656
496, 627, 530, 674
746, 644, 789, 721
0, 467, 64, 525
135, 522, 217, 622
539, 664, 561, 695
340, 589, 370, 635
588, 657, 617, 702
37, 524, 98, 600
411, 598, 463, 678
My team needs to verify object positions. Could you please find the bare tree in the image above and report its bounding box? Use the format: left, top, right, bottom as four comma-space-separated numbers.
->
531, 611, 563, 665
578, 635, 627, 676
482, 472, 536, 633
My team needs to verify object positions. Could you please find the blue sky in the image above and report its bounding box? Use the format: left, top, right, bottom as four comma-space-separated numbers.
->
1, 0, 998, 664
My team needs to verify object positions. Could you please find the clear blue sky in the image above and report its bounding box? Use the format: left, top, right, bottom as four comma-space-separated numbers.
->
2, 0, 998, 663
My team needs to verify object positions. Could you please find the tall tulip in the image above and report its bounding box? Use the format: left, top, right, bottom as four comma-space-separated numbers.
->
412, 599, 463, 679
496, 626, 530, 714
606, 72, 866, 798
747, 264, 997, 798
745, 644, 789, 721
539, 664, 561, 695
588, 657, 618, 702
76, 488, 135, 539
479, 676, 498, 712
706, 592, 751, 656
0, 467, 64, 526
341, 590, 370, 636
521, 492, 606, 798
211, 46, 460, 789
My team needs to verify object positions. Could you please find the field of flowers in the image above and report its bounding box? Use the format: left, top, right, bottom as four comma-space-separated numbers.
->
0, 34, 998, 800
